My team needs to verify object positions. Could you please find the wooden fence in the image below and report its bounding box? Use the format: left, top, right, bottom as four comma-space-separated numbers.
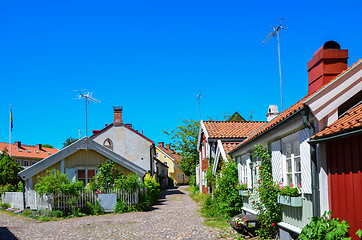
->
53, 188, 146, 212
1, 188, 147, 212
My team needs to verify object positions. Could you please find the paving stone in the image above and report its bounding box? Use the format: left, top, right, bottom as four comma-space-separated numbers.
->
0, 186, 240, 240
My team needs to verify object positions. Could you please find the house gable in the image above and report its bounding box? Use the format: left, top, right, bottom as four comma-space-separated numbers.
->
19, 137, 147, 182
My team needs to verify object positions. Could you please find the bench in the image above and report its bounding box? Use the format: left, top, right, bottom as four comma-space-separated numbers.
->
229, 213, 259, 236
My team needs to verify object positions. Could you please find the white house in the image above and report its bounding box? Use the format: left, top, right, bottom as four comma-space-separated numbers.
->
229, 41, 362, 239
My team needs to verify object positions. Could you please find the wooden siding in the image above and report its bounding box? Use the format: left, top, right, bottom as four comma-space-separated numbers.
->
327, 134, 362, 240
30, 150, 133, 189
281, 195, 313, 229
32, 162, 61, 187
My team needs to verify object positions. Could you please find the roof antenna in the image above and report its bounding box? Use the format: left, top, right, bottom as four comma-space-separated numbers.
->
263, 18, 287, 112
196, 93, 202, 121
75, 90, 100, 137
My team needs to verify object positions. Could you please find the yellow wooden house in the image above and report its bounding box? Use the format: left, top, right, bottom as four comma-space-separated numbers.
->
19, 137, 147, 190
156, 142, 188, 185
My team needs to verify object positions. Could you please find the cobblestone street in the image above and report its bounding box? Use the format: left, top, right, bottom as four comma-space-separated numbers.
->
0, 186, 237, 240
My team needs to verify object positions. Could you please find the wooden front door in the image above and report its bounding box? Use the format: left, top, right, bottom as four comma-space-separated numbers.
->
327, 134, 362, 239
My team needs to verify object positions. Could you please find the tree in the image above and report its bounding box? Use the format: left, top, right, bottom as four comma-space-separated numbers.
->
42, 144, 54, 148
164, 119, 199, 177
0, 150, 23, 192
62, 137, 78, 149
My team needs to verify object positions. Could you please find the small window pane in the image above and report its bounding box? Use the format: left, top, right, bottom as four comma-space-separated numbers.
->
78, 169, 85, 179
87, 169, 95, 178
294, 141, 300, 156
286, 159, 292, 172
287, 174, 292, 185
285, 143, 291, 158
295, 173, 301, 186
294, 157, 301, 172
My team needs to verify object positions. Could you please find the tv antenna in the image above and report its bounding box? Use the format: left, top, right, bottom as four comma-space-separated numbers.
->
196, 93, 202, 120
75, 90, 100, 137
263, 18, 286, 112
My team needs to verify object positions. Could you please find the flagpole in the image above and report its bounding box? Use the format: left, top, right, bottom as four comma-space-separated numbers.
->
9, 104, 12, 157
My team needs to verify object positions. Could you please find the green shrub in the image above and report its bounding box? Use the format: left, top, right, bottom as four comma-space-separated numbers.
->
83, 201, 104, 215
0, 184, 17, 193
213, 160, 243, 218
114, 200, 130, 213
52, 210, 64, 218
298, 211, 350, 240
0, 202, 11, 209
34, 169, 84, 195
114, 173, 143, 191
251, 145, 281, 239
168, 176, 175, 187
143, 173, 160, 204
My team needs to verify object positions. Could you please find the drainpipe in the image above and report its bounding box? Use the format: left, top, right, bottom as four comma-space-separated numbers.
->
301, 106, 320, 217
150, 144, 155, 176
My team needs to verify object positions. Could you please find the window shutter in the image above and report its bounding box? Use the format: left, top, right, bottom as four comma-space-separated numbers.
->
299, 128, 312, 194
237, 158, 242, 183
246, 156, 252, 188
65, 168, 76, 182
271, 140, 282, 183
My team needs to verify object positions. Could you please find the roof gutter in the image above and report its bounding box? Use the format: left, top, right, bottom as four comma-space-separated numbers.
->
309, 128, 362, 144
229, 107, 304, 155
301, 106, 320, 217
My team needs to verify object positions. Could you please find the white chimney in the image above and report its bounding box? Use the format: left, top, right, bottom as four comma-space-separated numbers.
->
266, 105, 280, 122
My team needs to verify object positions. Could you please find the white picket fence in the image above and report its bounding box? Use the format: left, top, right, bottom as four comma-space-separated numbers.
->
53, 188, 144, 212
1, 188, 146, 212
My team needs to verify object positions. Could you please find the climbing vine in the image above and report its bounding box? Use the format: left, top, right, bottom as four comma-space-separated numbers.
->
251, 144, 281, 239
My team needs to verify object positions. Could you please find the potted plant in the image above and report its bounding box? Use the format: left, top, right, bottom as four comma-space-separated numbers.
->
235, 182, 249, 196
277, 183, 302, 207
234, 216, 247, 227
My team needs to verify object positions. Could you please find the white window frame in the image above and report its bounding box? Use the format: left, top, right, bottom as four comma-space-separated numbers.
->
282, 133, 301, 187
24, 160, 30, 167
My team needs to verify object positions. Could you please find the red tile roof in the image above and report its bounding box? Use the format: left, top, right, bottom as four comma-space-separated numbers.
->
230, 59, 362, 153
90, 123, 154, 144
203, 121, 267, 139
158, 145, 182, 162
222, 142, 240, 156
0, 142, 59, 159
312, 103, 362, 139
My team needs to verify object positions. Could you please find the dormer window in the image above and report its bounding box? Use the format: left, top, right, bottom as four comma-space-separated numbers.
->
103, 138, 113, 150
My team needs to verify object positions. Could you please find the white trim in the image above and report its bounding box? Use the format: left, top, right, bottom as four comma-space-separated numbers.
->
305, 62, 362, 121
155, 146, 176, 162
242, 207, 258, 215
277, 222, 302, 234
197, 120, 210, 151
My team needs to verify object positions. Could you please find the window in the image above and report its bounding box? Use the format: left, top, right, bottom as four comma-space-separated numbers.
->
24, 160, 29, 166
15, 159, 21, 166
283, 140, 301, 186
164, 155, 166, 159
103, 138, 113, 150
77, 169, 96, 185
31, 160, 37, 165
164, 161, 168, 166
156, 152, 159, 158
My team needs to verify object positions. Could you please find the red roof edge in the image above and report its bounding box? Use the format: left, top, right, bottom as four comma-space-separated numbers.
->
90, 123, 154, 144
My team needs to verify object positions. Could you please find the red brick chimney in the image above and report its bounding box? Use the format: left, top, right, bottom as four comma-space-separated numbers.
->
166, 144, 171, 150
158, 142, 164, 148
113, 106, 123, 126
307, 41, 348, 95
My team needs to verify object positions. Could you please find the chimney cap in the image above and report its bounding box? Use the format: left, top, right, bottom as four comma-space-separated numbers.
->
113, 106, 123, 111
323, 41, 340, 50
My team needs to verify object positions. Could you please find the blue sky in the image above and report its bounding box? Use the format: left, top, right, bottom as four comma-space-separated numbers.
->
1, 0, 361, 149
